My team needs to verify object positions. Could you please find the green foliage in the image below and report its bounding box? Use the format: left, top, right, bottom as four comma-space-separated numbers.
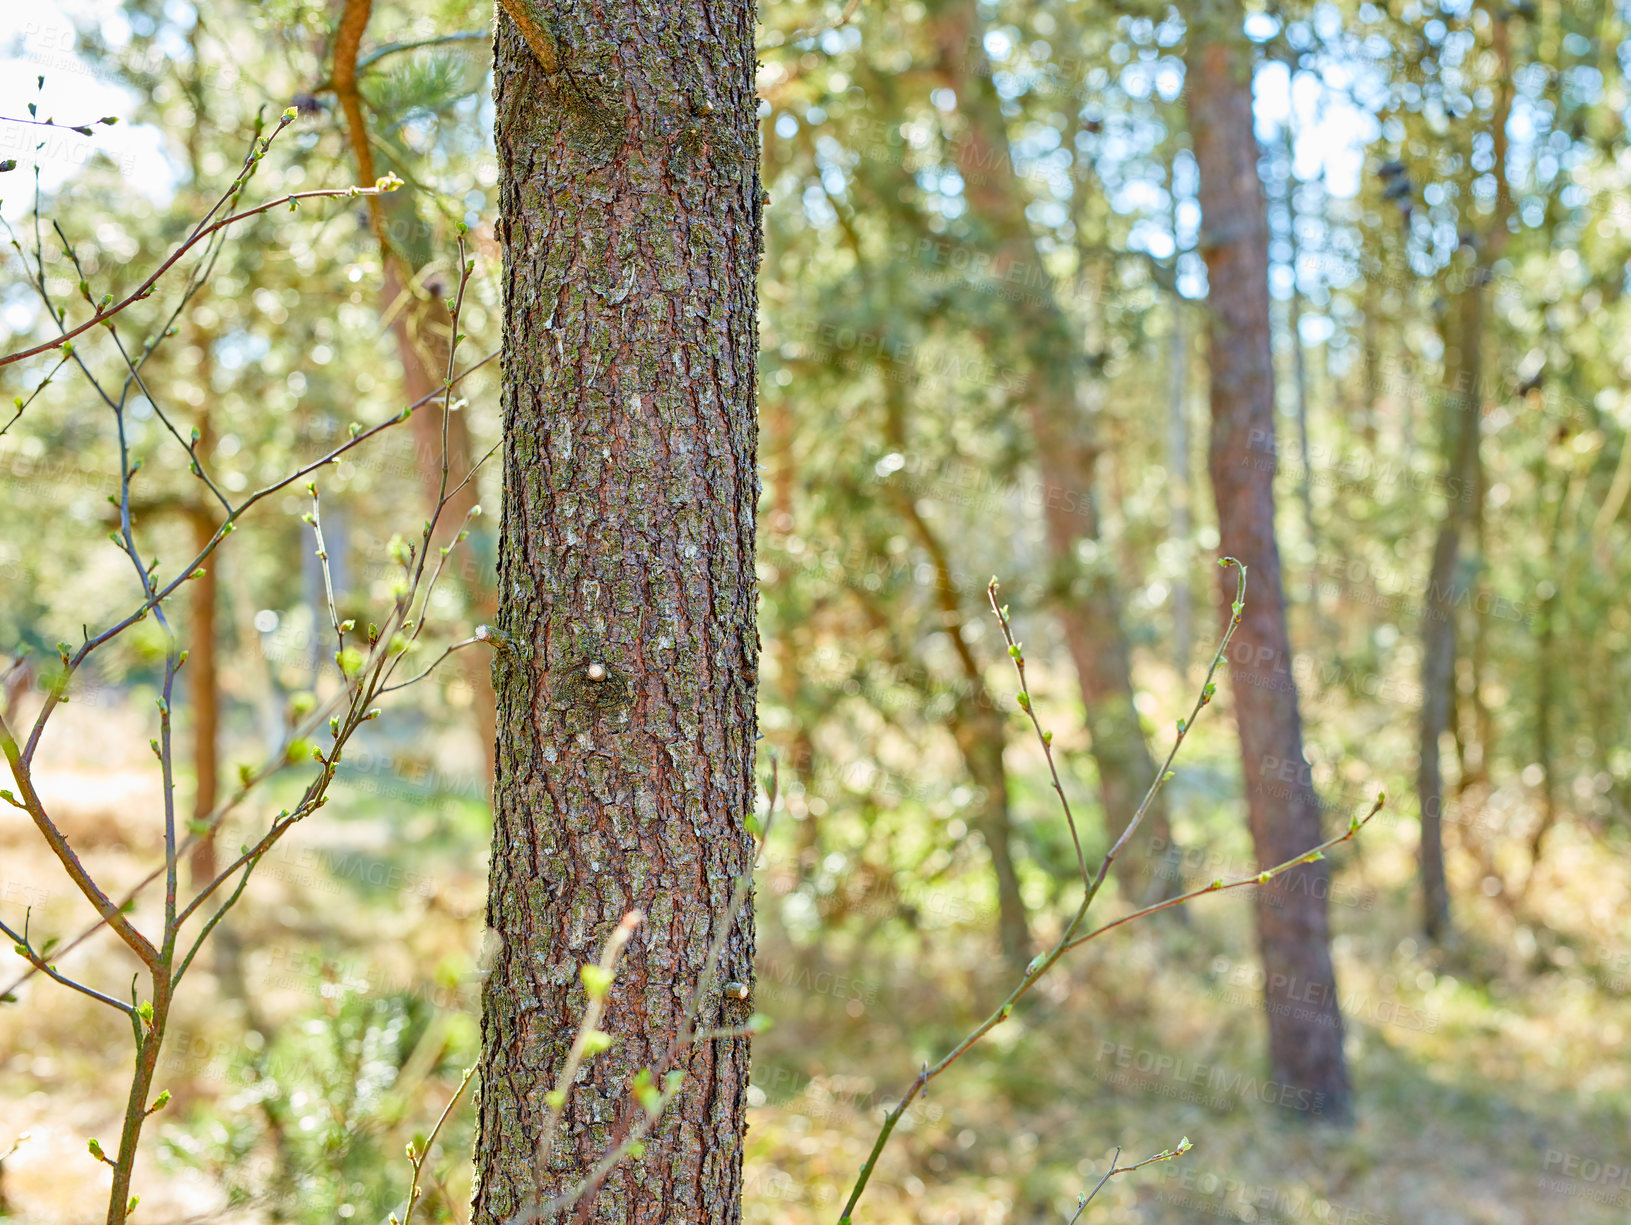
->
159, 991, 474, 1224
3, 0, 1631, 1218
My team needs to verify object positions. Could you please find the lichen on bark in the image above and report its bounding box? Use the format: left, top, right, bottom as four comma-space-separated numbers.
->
474, 2, 761, 1222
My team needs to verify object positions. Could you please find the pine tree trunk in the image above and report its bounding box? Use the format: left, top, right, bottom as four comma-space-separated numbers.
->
1281, 122, 1316, 558
474, 4, 761, 1221
187, 327, 220, 887
1417, 541, 1457, 937
187, 499, 219, 886
882, 370, 1032, 967
1185, 0, 1352, 1120
1418, 284, 1481, 943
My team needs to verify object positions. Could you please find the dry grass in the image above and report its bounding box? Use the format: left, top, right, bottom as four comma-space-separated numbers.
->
2, 701, 1628, 1225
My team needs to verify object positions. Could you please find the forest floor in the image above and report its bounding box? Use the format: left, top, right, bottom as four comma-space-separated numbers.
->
2, 700, 1628, 1225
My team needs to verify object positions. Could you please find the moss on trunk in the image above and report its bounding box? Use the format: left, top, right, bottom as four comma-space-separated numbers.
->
475, 4, 761, 1220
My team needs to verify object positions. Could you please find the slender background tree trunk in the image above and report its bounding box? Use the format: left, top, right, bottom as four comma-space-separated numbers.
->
187, 496, 219, 886
1415, 2, 1513, 943
1280, 121, 1316, 561
186, 328, 220, 887
474, 4, 762, 1221
882, 368, 1031, 967
334, 0, 498, 780
1167, 291, 1193, 673
932, 0, 1177, 895
1185, 0, 1352, 1120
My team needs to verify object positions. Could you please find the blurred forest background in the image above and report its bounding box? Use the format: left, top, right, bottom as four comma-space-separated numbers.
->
2, 0, 1630, 1222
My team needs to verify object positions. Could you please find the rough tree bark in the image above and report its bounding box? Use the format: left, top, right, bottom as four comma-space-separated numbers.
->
1185, 0, 1352, 1119
473, 3, 761, 1222
931, 0, 1177, 895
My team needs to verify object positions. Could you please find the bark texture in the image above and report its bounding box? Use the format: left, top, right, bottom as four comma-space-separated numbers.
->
475, 4, 761, 1222
1185, 0, 1352, 1119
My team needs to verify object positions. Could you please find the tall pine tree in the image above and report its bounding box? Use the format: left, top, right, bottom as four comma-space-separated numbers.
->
474, 3, 762, 1219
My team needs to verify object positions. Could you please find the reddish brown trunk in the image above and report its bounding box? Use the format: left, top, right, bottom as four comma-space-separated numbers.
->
931, 1, 1175, 890
475, 3, 761, 1220
187, 500, 219, 886
187, 313, 219, 886
333, 0, 496, 780
1186, 0, 1351, 1118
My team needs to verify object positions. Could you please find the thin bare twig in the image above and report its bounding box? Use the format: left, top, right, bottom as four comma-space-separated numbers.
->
1067, 1139, 1192, 1223
0, 916, 134, 1013
0, 109, 401, 370
987, 587, 1089, 886
834, 560, 1382, 1223
534, 912, 646, 1179
395, 1065, 479, 1225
